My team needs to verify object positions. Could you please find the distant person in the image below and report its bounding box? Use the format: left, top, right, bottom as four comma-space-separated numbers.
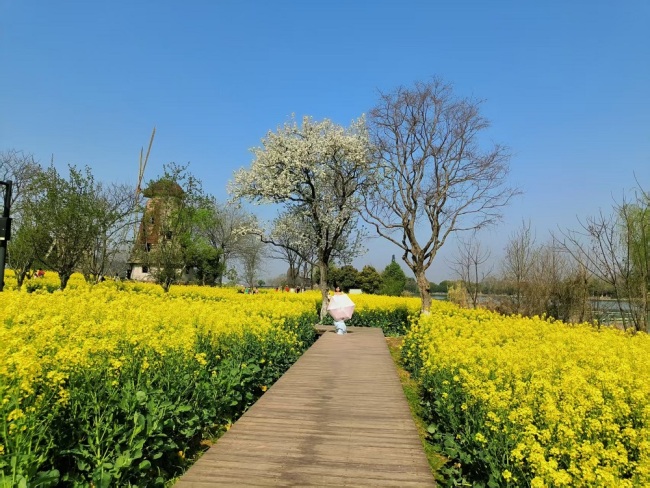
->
327, 288, 355, 335
35, 269, 45, 278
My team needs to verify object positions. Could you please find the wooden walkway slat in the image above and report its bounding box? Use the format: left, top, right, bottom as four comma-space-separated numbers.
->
176, 327, 435, 487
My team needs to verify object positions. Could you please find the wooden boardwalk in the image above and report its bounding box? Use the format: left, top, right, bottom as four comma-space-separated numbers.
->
175, 327, 435, 487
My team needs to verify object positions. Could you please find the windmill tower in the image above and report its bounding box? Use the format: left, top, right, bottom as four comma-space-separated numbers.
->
127, 128, 156, 280
127, 128, 189, 283
134, 127, 155, 235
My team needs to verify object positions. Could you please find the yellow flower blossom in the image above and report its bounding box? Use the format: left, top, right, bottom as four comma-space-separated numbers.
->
403, 300, 650, 486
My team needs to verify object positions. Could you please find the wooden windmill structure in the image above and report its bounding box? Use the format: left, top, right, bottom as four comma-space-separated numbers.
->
134, 127, 156, 235
126, 127, 156, 280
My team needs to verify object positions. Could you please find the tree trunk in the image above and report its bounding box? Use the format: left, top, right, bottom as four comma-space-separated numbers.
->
162, 278, 172, 293
16, 261, 32, 289
218, 251, 226, 286
288, 263, 296, 288
415, 268, 431, 313
60, 272, 71, 291
319, 261, 329, 320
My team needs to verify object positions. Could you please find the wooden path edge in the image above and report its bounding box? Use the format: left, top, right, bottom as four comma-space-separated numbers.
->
175, 326, 436, 487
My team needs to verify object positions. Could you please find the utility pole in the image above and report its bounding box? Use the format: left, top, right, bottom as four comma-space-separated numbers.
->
0, 180, 13, 291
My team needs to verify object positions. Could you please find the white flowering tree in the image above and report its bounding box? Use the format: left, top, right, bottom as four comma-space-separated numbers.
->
266, 211, 317, 288
230, 116, 372, 318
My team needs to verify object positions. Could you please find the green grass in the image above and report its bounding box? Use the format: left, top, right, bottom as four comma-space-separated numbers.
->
386, 337, 447, 485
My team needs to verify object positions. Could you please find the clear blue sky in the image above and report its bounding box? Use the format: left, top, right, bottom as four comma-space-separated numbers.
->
2, 0, 649, 282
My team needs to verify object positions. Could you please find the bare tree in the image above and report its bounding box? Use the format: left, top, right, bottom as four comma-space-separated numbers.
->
560, 188, 650, 332
80, 182, 137, 283
450, 235, 491, 308
0, 149, 42, 208
263, 212, 315, 288
199, 200, 256, 286
524, 240, 591, 323
364, 78, 519, 312
502, 220, 535, 313
239, 234, 267, 288
1, 150, 44, 286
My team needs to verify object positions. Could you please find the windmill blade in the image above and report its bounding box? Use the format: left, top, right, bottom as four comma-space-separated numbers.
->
132, 127, 156, 242
135, 127, 156, 202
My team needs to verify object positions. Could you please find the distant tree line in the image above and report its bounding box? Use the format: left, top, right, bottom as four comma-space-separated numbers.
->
0, 150, 264, 292
448, 186, 650, 333
6, 74, 645, 331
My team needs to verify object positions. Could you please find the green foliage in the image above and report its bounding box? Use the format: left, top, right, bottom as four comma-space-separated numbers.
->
17, 165, 109, 290
430, 281, 451, 293
23, 279, 59, 294
1, 315, 317, 486
187, 242, 223, 286
357, 265, 382, 294
404, 277, 418, 295
330, 264, 359, 291
380, 260, 407, 296
386, 339, 447, 484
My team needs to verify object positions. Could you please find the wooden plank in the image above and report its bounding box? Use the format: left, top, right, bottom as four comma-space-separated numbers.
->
176, 327, 435, 487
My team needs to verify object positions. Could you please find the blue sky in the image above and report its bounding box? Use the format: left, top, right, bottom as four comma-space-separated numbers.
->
2, 0, 649, 282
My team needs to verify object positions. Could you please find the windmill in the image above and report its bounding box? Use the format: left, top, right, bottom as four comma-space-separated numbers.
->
133, 127, 156, 241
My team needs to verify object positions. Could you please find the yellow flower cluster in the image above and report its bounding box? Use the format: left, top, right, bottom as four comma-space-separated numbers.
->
0, 278, 316, 406
344, 293, 421, 315
1, 276, 325, 485
404, 304, 650, 486
2, 269, 86, 291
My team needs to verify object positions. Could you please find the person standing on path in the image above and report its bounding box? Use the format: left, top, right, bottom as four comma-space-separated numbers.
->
328, 287, 354, 335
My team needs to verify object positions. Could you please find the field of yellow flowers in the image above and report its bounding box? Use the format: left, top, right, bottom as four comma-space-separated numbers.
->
403, 304, 650, 487
0, 273, 320, 487
3, 270, 650, 487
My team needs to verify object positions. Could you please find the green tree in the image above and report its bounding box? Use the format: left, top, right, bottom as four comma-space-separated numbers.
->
334, 264, 359, 291
358, 265, 382, 294
186, 240, 223, 285
380, 257, 407, 296
404, 277, 418, 295
429, 281, 451, 293
6, 225, 38, 288
18, 165, 110, 290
